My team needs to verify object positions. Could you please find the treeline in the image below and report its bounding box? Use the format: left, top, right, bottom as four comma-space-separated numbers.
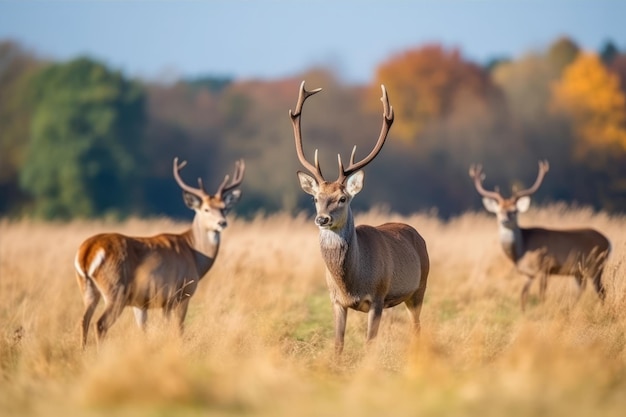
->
1, 37, 626, 220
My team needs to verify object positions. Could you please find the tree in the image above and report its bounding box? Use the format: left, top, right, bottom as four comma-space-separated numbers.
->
20, 58, 146, 219
547, 36, 580, 74
600, 40, 619, 65
0, 41, 42, 214
551, 52, 626, 211
373, 44, 496, 142
551, 52, 626, 156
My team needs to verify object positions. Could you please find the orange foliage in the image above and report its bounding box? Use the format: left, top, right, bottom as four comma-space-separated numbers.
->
551, 53, 626, 155
373, 44, 491, 141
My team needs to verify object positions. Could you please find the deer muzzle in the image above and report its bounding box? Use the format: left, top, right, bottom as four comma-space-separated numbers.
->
315, 214, 332, 228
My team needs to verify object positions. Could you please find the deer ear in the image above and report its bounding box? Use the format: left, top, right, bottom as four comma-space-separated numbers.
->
298, 171, 319, 196
482, 197, 500, 213
516, 196, 531, 213
183, 191, 202, 210
223, 189, 241, 213
345, 170, 364, 197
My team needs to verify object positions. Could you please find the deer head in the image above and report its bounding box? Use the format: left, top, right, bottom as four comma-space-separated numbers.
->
469, 160, 549, 228
290, 81, 394, 230
173, 158, 245, 232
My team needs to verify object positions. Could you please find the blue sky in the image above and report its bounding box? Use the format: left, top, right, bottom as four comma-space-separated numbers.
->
0, 1, 624, 84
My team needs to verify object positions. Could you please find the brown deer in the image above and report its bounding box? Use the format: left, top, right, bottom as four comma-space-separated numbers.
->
469, 160, 611, 311
290, 81, 430, 355
74, 158, 244, 348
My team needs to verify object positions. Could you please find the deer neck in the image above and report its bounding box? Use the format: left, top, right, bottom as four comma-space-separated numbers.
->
497, 222, 524, 263
185, 217, 221, 278
318, 209, 359, 285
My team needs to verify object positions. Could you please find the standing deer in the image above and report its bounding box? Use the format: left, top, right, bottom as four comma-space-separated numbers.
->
74, 158, 244, 348
469, 160, 611, 311
290, 81, 429, 355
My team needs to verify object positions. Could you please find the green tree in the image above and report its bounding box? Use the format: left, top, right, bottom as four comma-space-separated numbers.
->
0, 41, 42, 214
20, 57, 146, 219
600, 40, 619, 65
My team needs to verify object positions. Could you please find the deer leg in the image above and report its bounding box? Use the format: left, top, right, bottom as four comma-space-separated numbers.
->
592, 269, 606, 302
538, 276, 546, 302
173, 299, 190, 335
95, 294, 125, 347
520, 276, 534, 312
406, 275, 427, 334
405, 297, 424, 336
366, 301, 384, 345
133, 307, 148, 331
333, 302, 347, 356
77, 274, 101, 349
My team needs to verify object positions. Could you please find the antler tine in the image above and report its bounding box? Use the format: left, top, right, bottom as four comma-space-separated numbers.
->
513, 159, 550, 199
338, 84, 394, 183
173, 157, 207, 197
216, 159, 246, 197
289, 81, 324, 182
197, 178, 207, 193
469, 163, 503, 202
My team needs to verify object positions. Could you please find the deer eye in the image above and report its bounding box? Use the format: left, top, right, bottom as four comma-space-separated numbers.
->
313, 197, 318, 203
338, 196, 347, 203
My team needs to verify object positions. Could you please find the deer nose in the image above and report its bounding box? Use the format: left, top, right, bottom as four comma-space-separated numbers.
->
217, 219, 228, 229
315, 215, 331, 227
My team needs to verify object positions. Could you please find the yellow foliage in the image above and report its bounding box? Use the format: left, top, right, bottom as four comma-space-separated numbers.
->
551, 53, 626, 154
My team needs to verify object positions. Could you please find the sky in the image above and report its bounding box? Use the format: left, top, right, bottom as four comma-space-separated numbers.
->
0, 1, 624, 84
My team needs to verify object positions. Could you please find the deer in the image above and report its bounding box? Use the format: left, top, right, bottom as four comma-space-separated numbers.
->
74, 157, 244, 348
469, 160, 611, 311
290, 81, 430, 355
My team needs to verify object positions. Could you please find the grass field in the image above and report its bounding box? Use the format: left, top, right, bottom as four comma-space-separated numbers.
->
1, 205, 626, 416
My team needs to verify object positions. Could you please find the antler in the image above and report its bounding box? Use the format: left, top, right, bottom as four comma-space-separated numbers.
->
173, 158, 245, 199
337, 84, 394, 184
216, 159, 246, 198
173, 157, 208, 197
469, 164, 504, 202
289, 81, 324, 182
512, 160, 549, 199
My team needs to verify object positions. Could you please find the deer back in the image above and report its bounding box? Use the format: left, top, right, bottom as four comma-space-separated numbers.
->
76, 232, 203, 308
519, 227, 611, 275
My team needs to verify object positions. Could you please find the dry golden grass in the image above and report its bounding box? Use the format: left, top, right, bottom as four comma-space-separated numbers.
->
1, 205, 626, 416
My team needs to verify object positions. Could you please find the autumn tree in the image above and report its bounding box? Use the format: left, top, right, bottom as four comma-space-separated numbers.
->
493, 37, 579, 128
490, 37, 583, 198
373, 44, 495, 142
547, 36, 580, 74
551, 52, 626, 156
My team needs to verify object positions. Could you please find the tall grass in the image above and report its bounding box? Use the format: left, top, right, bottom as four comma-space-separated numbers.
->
1, 206, 625, 416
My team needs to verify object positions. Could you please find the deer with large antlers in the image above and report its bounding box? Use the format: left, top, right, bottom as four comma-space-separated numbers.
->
290, 81, 429, 355
74, 158, 244, 348
469, 160, 610, 311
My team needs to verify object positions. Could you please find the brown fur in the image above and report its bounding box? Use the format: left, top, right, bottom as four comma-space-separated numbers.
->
74, 161, 242, 348
475, 174, 610, 311
292, 81, 428, 354
301, 177, 429, 354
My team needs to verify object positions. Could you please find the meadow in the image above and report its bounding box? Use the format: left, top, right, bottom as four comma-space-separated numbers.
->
1, 205, 625, 416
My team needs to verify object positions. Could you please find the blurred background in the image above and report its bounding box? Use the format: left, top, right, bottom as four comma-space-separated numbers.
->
0, 1, 625, 220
